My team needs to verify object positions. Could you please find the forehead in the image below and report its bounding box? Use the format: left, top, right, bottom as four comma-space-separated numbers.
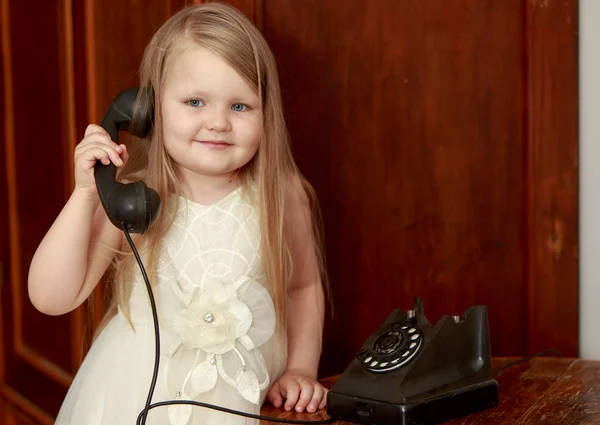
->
164, 43, 256, 97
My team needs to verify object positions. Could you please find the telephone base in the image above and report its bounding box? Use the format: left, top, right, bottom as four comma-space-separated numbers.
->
327, 378, 499, 425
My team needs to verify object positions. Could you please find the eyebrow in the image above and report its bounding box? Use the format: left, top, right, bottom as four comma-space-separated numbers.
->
179, 89, 208, 99
180, 89, 258, 104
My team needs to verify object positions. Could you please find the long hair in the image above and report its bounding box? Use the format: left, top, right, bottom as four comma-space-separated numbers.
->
95, 3, 330, 339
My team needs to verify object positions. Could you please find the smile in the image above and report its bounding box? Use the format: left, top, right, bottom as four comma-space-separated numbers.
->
197, 140, 233, 149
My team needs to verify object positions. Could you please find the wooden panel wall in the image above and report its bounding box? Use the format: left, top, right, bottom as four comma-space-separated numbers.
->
261, 0, 528, 372
256, 0, 578, 375
0, 0, 578, 423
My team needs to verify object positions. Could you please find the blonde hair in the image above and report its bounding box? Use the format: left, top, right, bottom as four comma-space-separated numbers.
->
95, 3, 330, 339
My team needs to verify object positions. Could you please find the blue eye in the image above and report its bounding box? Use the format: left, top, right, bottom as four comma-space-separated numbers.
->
187, 99, 203, 107
232, 103, 248, 112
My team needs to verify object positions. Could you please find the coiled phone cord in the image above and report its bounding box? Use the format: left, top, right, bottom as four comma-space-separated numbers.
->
121, 225, 335, 425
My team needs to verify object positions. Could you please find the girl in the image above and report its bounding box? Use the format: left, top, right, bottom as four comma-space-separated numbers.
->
28, 3, 330, 424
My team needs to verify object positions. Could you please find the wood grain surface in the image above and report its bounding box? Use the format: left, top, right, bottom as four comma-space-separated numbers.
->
260, 357, 599, 425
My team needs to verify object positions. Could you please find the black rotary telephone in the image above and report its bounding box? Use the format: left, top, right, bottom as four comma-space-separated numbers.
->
326, 298, 499, 425
95, 88, 499, 425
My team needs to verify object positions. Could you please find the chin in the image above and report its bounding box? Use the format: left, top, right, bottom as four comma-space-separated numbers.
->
190, 166, 239, 178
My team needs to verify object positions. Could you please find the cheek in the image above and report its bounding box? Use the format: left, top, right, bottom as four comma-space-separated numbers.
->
161, 101, 194, 136
162, 113, 194, 144
238, 117, 263, 145
161, 106, 177, 141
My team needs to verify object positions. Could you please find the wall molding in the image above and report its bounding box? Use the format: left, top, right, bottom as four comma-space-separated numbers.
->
525, 0, 579, 355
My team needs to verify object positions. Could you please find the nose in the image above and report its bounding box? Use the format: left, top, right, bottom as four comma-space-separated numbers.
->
206, 106, 231, 132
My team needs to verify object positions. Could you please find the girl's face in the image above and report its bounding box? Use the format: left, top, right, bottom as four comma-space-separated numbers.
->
161, 44, 262, 185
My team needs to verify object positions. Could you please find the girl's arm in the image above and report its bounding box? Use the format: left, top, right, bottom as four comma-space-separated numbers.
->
285, 181, 325, 380
266, 176, 328, 413
28, 190, 122, 316
28, 124, 126, 316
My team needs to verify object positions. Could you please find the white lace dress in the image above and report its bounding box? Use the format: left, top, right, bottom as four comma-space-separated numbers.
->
55, 187, 287, 425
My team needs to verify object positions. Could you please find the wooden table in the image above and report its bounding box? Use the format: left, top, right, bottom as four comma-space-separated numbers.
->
260, 357, 600, 424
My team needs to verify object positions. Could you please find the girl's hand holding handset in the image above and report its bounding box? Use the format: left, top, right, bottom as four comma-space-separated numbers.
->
73, 124, 129, 195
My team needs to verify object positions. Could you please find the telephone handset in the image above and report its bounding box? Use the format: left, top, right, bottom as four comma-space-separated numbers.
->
94, 87, 161, 234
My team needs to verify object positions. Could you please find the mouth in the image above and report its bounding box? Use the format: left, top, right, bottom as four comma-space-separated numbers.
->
196, 140, 233, 149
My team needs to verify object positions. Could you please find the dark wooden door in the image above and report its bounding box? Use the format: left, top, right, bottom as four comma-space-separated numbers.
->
1, 0, 578, 422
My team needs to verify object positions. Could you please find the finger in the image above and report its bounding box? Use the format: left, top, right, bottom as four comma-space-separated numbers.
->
318, 388, 329, 410
84, 124, 108, 138
84, 124, 96, 138
75, 132, 123, 154
119, 144, 129, 164
89, 142, 124, 166
295, 380, 315, 413
307, 384, 324, 413
95, 151, 110, 166
90, 145, 123, 167
79, 145, 123, 167
283, 381, 301, 412
77, 146, 109, 166
75, 143, 120, 166
82, 133, 122, 154
267, 383, 283, 408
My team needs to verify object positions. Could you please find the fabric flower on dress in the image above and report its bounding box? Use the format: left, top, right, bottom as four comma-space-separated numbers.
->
165, 274, 275, 414
172, 278, 252, 355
